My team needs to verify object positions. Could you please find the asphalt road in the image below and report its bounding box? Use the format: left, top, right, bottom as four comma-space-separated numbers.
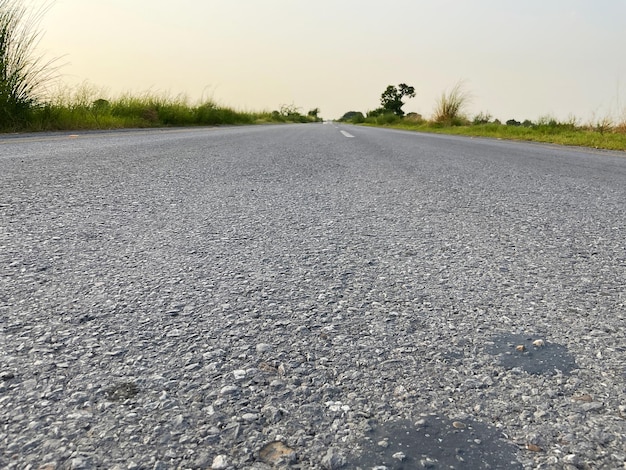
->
1, 124, 625, 469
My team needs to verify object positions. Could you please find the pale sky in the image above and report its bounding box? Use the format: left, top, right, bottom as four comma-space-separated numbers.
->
37, 0, 626, 121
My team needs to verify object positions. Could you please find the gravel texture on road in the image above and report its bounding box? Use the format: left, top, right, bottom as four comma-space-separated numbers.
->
1, 124, 625, 469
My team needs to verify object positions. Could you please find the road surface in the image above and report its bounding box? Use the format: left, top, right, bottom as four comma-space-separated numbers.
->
1, 124, 625, 469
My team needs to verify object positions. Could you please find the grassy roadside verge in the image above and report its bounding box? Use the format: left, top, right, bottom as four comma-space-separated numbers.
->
356, 121, 626, 152
1, 93, 320, 133
340, 80, 626, 152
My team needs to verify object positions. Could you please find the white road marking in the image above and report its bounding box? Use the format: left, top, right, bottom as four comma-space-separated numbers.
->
340, 130, 355, 138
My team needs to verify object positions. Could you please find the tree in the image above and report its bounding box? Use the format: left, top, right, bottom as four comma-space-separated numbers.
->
380, 83, 415, 116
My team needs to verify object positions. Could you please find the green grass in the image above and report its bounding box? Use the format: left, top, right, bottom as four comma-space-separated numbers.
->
0, 90, 320, 132
0, 82, 320, 132
339, 80, 626, 152
356, 119, 626, 152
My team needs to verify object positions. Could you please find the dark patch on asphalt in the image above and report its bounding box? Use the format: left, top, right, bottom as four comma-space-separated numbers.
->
77, 314, 96, 324
0, 371, 15, 381
105, 381, 139, 401
487, 334, 577, 375
351, 415, 522, 469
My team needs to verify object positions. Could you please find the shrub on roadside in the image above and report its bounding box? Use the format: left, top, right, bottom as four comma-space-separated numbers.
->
405, 112, 423, 123
472, 111, 492, 125
338, 111, 364, 123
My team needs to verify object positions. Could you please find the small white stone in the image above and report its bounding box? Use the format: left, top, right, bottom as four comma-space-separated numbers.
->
392, 452, 406, 461
325, 401, 344, 412
563, 454, 581, 466
580, 401, 603, 412
211, 454, 229, 469
219, 385, 239, 395
70, 457, 86, 468
233, 369, 247, 380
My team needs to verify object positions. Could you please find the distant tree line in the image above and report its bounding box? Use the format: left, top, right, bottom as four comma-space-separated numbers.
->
338, 81, 581, 130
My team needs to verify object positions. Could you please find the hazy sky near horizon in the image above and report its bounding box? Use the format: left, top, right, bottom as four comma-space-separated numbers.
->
38, 0, 626, 121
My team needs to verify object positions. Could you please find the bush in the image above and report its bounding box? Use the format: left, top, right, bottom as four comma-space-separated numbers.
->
362, 111, 400, 125
473, 111, 492, 125
307, 108, 321, 121
366, 108, 385, 118
351, 113, 364, 123
339, 111, 364, 123
536, 115, 559, 128
594, 116, 613, 135
404, 112, 423, 123
376, 113, 401, 125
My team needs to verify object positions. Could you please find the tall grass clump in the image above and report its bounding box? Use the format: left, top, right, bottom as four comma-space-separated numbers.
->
432, 81, 471, 126
0, 0, 56, 130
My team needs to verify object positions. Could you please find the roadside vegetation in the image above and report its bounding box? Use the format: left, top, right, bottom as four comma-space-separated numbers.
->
340, 82, 626, 151
0, 1, 320, 133
12, 86, 321, 132
1, 89, 321, 133
1, 79, 321, 133
0, 0, 57, 130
